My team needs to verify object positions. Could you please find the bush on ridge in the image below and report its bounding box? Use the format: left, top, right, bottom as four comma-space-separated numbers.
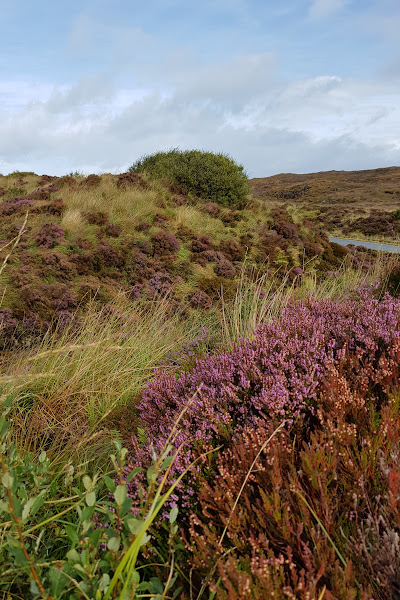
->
129, 148, 250, 208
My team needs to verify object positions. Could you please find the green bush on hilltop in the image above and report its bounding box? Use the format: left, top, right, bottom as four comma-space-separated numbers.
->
129, 148, 250, 208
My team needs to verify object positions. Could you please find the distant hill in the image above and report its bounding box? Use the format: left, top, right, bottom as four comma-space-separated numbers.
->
251, 166, 400, 240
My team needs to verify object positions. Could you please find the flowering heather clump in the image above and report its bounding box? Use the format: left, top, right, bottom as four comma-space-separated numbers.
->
125, 289, 400, 512
104, 222, 123, 237
129, 283, 142, 301
45, 284, 78, 311
214, 255, 236, 279
35, 223, 65, 248
0, 309, 18, 346
132, 250, 155, 281
0, 197, 32, 216
151, 230, 180, 256
145, 271, 172, 298
188, 290, 212, 310
18, 282, 77, 316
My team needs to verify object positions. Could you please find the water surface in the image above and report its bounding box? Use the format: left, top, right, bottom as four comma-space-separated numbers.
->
329, 237, 400, 254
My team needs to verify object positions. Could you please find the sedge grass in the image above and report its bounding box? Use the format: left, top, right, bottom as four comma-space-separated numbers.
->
3, 293, 205, 464
221, 252, 395, 350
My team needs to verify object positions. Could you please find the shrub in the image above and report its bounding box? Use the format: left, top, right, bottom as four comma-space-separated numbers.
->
104, 222, 123, 237
214, 255, 236, 279
151, 230, 180, 256
129, 149, 250, 208
125, 289, 400, 512
190, 235, 214, 254
187, 362, 400, 599
188, 290, 212, 310
35, 223, 65, 248
85, 211, 108, 225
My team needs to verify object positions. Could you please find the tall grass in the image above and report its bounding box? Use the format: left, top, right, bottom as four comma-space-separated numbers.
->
221, 253, 395, 349
59, 176, 164, 227
3, 293, 204, 464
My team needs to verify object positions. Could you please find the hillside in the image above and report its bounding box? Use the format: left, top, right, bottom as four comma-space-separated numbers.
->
252, 166, 400, 240
0, 170, 358, 349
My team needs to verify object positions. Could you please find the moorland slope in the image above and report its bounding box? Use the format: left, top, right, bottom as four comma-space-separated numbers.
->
0, 169, 358, 349
252, 166, 400, 240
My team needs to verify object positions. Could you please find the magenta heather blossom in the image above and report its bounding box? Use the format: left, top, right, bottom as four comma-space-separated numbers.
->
125, 289, 400, 509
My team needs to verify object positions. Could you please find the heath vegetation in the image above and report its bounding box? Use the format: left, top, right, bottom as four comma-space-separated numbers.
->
0, 155, 400, 599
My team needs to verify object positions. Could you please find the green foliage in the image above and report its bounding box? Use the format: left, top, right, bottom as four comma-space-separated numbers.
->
129, 148, 250, 208
0, 396, 183, 599
392, 209, 400, 221
8, 170, 36, 176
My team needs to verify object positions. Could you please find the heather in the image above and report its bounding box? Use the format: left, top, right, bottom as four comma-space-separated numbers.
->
125, 288, 400, 513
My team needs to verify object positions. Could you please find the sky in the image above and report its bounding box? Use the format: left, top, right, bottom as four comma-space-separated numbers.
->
0, 0, 399, 177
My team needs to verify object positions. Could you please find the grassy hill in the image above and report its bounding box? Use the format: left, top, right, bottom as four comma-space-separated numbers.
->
252, 166, 400, 241
0, 169, 358, 350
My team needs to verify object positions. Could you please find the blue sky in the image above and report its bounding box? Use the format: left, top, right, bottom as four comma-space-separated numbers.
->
0, 0, 399, 176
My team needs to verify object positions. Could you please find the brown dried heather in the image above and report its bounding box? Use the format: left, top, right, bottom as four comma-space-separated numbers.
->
219, 239, 246, 262
37, 174, 56, 186
103, 222, 123, 237
272, 220, 300, 241
70, 252, 95, 276
85, 211, 108, 225
57, 175, 77, 188
186, 357, 400, 599
81, 174, 101, 188
151, 229, 180, 256
201, 202, 222, 218
46, 198, 64, 216
135, 221, 151, 232
39, 252, 77, 281
116, 172, 148, 189
94, 242, 125, 270
35, 223, 66, 248
190, 235, 214, 254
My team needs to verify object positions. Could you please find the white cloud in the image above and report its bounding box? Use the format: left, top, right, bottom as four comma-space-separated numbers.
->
0, 57, 399, 177
309, 0, 349, 19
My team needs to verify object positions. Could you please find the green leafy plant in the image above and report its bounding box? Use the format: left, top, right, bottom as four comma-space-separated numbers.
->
129, 149, 250, 208
0, 395, 190, 599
